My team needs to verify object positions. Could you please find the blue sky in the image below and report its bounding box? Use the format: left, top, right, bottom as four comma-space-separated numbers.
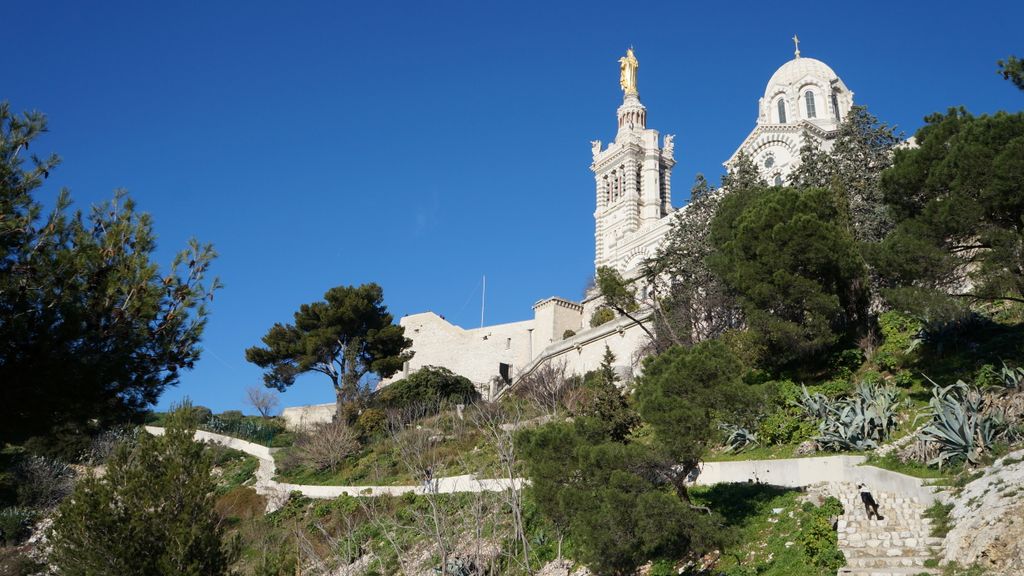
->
7, 1, 1022, 413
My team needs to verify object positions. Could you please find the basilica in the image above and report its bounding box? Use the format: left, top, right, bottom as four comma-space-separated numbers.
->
379, 42, 856, 398
286, 42, 858, 423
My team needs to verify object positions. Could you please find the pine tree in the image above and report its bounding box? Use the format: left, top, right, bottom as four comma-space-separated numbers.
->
721, 151, 765, 192
0, 103, 220, 447
576, 346, 639, 442
246, 283, 413, 421
998, 55, 1024, 91
48, 407, 238, 575
643, 174, 742, 348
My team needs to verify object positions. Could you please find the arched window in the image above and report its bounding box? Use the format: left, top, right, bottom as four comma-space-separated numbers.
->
777, 99, 787, 123
774, 174, 783, 186
832, 93, 841, 122
805, 91, 817, 118
764, 155, 775, 169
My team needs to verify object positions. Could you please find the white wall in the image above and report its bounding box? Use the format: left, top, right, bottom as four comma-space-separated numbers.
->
280, 402, 335, 430
691, 455, 940, 505
379, 312, 534, 393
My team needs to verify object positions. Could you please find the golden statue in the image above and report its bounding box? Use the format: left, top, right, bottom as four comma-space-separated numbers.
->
619, 48, 639, 95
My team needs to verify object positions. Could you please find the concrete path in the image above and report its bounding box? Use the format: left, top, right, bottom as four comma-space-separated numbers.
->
144, 426, 524, 511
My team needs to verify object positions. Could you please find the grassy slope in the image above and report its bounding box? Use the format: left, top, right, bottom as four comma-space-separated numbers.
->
691, 484, 843, 576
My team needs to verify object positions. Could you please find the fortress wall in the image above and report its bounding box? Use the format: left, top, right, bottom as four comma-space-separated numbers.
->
511, 313, 652, 389
280, 402, 335, 430
380, 312, 535, 392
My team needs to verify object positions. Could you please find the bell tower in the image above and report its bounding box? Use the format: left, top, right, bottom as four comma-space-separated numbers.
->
590, 48, 675, 272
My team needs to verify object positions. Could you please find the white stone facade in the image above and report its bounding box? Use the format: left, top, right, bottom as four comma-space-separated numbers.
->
724, 52, 853, 185
590, 89, 677, 275
284, 46, 856, 411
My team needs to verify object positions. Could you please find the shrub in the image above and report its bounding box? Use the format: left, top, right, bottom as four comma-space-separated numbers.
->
292, 420, 361, 472
15, 455, 74, 509
562, 329, 576, 339
214, 486, 265, 521
355, 408, 387, 438
589, 307, 615, 327
202, 415, 284, 446
0, 507, 34, 546
189, 405, 214, 424
84, 426, 140, 464
758, 407, 815, 446
830, 348, 865, 379
516, 360, 579, 415
799, 497, 845, 569
892, 370, 917, 389
219, 410, 244, 422
374, 366, 479, 410
874, 311, 920, 370
813, 378, 853, 397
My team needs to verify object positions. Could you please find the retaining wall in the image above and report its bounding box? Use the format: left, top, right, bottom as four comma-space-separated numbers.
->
691, 455, 940, 505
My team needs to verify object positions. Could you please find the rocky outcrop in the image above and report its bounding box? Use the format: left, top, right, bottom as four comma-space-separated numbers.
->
942, 449, 1024, 575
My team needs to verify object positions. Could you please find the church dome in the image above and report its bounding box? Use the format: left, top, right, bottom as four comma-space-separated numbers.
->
764, 57, 839, 98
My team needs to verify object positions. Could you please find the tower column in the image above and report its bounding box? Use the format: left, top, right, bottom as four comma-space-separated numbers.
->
641, 147, 662, 222
594, 175, 607, 267
623, 157, 640, 233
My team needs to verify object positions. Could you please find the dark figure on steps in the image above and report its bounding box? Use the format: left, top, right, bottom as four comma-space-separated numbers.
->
858, 483, 883, 520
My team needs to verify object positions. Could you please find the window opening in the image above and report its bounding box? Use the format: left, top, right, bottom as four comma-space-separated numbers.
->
805, 91, 817, 118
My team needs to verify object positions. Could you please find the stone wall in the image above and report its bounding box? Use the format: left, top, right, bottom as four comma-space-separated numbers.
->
690, 455, 939, 505
280, 402, 335, 430
379, 312, 535, 393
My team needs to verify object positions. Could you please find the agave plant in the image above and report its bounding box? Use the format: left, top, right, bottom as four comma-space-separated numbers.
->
795, 385, 832, 419
720, 423, 758, 453
918, 380, 1004, 468
812, 381, 903, 452
997, 361, 1024, 392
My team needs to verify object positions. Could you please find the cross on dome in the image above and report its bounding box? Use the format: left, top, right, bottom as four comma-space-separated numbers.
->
793, 34, 801, 58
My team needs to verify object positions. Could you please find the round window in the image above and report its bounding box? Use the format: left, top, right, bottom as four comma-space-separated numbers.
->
764, 156, 775, 169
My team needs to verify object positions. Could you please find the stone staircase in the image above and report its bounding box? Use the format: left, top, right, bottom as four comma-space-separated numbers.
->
832, 482, 944, 576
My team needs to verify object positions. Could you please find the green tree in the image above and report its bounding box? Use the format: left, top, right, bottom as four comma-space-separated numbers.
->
998, 55, 1024, 91
721, 150, 765, 192
595, 266, 655, 340
634, 339, 751, 499
790, 106, 901, 242
642, 174, 742, 349
0, 104, 220, 446
246, 283, 412, 420
874, 108, 1024, 306
709, 186, 868, 365
575, 346, 639, 442
519, 421, 723, 575
48, 407, 238, 575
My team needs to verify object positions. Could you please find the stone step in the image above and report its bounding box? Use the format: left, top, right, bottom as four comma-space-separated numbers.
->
837, 567, 940, 576
843, 544, 937, 557
839, 520, 932, 530
840, 528, 933, 537
842, 539, 936, 552
845, 555, 933, 568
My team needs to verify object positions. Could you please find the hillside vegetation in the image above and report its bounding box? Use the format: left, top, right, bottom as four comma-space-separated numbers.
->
2, 61, 1023, 576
